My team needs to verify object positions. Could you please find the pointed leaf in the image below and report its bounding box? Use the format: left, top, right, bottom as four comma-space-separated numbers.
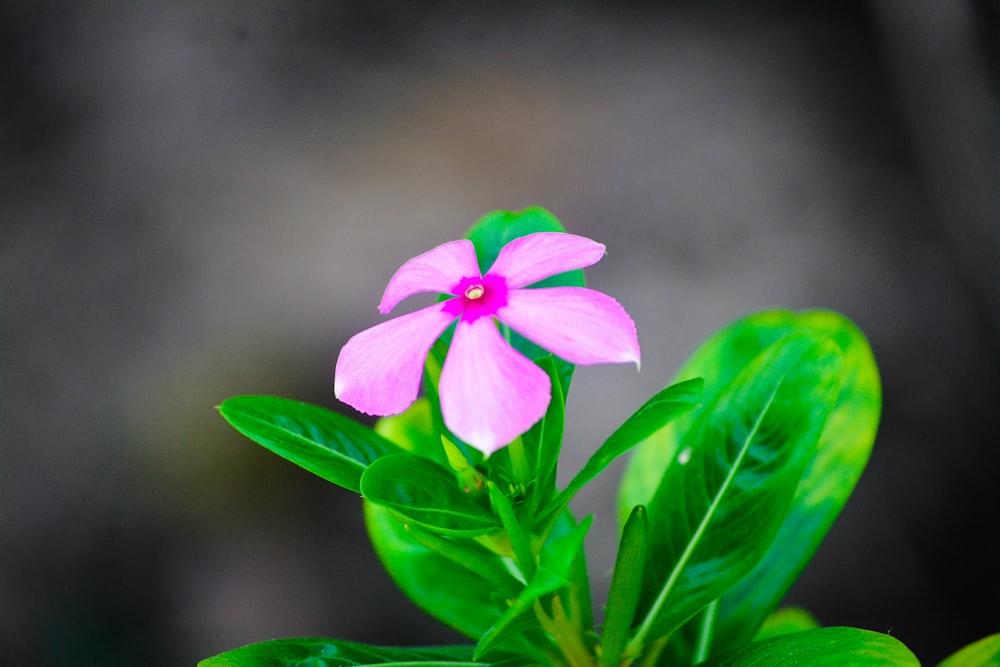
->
630, 333, 843, 649
639, 311, 882, 662
699, 626, 919, 666
937, 633, 1000, 667
600, 505, 648, 667
218, 396, 402, 493
198, 637, 522, 666
361, 454, 499, 536
538, 378, 703, 529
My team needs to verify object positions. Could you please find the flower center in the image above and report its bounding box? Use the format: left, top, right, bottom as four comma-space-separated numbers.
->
464, 284, 485, 300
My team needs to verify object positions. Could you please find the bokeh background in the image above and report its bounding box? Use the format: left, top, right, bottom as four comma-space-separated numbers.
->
3, 1, 998, 665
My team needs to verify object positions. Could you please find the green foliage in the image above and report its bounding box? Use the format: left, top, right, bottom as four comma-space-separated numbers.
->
217, 395, 402, 493
211, 209, 988, 667
197, 637, 527, 666
937, 634, 1000, 667
698, 626, 920, 666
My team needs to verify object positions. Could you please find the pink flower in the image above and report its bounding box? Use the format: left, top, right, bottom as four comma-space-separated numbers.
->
334, 232, 640, 455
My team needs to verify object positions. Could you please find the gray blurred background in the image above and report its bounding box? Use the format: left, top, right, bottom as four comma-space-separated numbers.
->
2, 1, 998, 665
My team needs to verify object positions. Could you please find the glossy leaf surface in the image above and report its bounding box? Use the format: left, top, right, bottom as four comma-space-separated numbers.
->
631, 332, 843, 648
627, 311, 881, 662
699, 626, 919, 666
218, 395, 402, 493
361, 453, 499, 536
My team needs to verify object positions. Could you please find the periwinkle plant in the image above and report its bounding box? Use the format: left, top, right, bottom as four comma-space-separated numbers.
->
203, 208, 999, 667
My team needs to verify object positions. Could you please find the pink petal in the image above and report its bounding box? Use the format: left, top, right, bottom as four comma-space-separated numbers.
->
439, 316, 551, 456
335, 303, 457, 415
379, 239, 481, 314
497, 286, 641, 366
486, 232, 606, 289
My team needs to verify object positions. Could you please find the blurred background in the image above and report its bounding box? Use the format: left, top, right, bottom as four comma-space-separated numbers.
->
2, 1, 998, 665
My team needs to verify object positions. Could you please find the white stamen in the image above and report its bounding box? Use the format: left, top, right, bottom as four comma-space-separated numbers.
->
465, 284, 485, 300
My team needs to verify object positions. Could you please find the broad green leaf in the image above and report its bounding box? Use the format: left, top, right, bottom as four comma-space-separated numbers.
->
619, 310, 809, 518
698, 626, 919, 667
629, 333, 843, 651
538, 378, 703, 530
198, 637, 522, 666
218, 396, 402, 493
361, 454, 499, 536
600, 505, 648, 667
652, 311, 882, 662
937, 633, 1000, 667
364, 502, 550, 662
475, 516, 593, 660
753, 607, 820, 641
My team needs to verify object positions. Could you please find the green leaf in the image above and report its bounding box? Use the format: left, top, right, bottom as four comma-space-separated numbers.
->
937, 633, 1000, 667
198, 637, 522, 666
640, 310, 882, 662
364, 502, 550, 662
538, 378, 703, 531
361, 454, 499, 536
522, 357, 565, 517
475, 516, 593, 660
600, 505, 648, 667
698, 626, 919, 666
753, 607, 821, 641
218, 396, 402, 493
629, 332, 843, 652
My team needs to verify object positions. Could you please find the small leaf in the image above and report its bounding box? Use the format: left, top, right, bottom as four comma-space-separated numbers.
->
218, 396, 402, 493
361, 454, 499, 536
600, 505, 648, 667
698, 626, 919, 667
198, 637, 522, 666
937, 633, 1000, 667
630, 333, 842, 649
538, 378, 703, 530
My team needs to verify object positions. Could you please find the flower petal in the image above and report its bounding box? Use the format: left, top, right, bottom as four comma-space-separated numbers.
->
439, 316, 551, 456
485, 232, 606, 289
497, 286, 641, 366
379, 239, 481, 314
335, 303, 457, 415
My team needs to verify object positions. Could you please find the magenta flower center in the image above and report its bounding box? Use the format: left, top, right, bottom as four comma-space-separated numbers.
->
446, 274, 508, 323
